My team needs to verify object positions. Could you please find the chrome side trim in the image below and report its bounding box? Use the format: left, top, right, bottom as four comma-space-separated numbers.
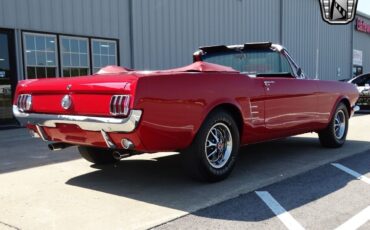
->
101, 130, 117, 149
13, 105, 142, 133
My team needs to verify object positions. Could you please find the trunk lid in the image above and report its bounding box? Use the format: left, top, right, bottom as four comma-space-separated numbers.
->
18, 74, 138, 94
15, 74, 138, 117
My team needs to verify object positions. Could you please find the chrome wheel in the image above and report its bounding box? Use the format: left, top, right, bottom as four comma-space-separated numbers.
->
205, 123, 233, 169
334, 110, 346, 139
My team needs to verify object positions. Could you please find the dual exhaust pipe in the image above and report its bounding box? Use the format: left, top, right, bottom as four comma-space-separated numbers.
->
48, 138, 135, 161
48, 142, 74, 151
48, 142, 132, 160
112, 151, 131, 160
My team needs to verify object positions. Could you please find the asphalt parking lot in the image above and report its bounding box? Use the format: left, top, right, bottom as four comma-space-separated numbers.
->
0, 114, 370, 230
156, 151, 370, 230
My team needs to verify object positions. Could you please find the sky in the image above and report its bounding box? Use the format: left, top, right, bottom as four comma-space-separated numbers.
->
358, 0, 370, 15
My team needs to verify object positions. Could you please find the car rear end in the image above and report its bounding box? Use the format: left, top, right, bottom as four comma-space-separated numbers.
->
13, 74, 146, 152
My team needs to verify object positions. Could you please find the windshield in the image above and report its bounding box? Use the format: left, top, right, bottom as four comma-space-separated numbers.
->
351, 75, 370, 86
202, 49, 293, 76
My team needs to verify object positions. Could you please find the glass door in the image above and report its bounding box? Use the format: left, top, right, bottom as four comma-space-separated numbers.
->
0, 29, 17, 125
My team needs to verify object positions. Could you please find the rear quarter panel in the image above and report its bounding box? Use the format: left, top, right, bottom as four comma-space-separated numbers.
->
132, 72, 262, 151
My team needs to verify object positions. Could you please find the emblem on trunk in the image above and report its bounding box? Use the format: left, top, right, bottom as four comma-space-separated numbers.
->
67, 84, 72, 90
319, 0, 359, 25
61, 95, 72, 110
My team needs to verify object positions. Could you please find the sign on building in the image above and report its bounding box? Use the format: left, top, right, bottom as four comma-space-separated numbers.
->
319, 0, 359, 24
356, 18, 370, 34
353, 50, 363, 66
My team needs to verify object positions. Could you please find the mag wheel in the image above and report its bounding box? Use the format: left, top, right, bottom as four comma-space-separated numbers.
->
205, 123, 233, 169
318, 103, 349, 148
182, 110, 240, 182
78, 146, 119, 165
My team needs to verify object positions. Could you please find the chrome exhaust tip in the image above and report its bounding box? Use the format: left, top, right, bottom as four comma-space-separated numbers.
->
48, 142, 74, 151
121, 138, 135, 150
113, 151, 131, 160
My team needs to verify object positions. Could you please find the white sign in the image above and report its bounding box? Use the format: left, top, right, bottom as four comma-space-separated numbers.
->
353, 49, 363, 66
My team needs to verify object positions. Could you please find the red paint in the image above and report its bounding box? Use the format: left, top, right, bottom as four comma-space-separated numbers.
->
356, 18, 370, 34
14, 61, 359, 153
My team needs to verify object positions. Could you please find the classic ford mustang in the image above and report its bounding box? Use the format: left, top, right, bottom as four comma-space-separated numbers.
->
14, 43, 359, 181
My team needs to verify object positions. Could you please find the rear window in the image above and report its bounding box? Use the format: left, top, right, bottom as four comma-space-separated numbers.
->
202, 49, 293, 76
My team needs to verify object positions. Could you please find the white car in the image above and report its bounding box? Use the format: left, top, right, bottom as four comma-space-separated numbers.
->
349, 74, 370, 111
0, 84, 11, 96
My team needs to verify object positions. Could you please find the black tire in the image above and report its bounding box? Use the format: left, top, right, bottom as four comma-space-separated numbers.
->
181, 110, 240, 182
78, 146, 119, 165
318, 103, 349, 148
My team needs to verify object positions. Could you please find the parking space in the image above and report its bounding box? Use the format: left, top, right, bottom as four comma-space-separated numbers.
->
156, 151, 370, 230
0, 114, 369, 230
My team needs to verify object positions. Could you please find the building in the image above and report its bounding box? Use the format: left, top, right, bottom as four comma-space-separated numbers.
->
0, 0, 369, 126
353, 12, 370, 76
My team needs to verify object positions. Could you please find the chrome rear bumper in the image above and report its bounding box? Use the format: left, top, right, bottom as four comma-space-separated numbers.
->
13, 105, 142, 133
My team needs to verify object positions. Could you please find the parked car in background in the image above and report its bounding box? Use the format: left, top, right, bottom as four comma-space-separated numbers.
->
348, 73, 370, 111
13, 43, 359, 182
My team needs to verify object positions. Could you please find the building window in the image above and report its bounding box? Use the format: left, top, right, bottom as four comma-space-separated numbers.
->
60, 36, 90, 77
92, 39, 117, 73
23, 33, 58, 79
23, 31, 119, 78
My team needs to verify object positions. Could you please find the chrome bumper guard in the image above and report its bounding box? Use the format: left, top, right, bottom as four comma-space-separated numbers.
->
13, 105, 142, 133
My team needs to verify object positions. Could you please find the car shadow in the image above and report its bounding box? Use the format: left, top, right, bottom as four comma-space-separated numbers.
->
66, 136, 370, 222
0, 128, 80, 174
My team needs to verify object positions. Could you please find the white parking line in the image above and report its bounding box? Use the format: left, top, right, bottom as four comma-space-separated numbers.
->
255, 191, 305, 230
331, 163, 370, 184
335, 206, 370, 230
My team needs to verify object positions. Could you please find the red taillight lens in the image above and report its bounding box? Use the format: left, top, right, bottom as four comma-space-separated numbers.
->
17, 94, 32, 112
110, 95, 130, 116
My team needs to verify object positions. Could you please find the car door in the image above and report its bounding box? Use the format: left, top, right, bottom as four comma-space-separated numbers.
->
262, 77, 318, 137
260, 52, 319, 138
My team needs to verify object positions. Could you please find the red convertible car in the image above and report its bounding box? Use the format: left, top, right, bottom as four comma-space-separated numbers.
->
14, 43, 359, 181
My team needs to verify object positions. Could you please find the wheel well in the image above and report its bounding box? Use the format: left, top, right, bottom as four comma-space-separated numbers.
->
339, 98, 351, 114
208, 103, 244, 138
328, 98, 351, 122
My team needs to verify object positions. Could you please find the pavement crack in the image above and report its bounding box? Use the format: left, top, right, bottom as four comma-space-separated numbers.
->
0, 221, 21, 230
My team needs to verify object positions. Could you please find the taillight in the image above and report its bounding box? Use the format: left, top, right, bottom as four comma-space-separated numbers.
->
17, 94, 32, 112
110, 95, 130, 116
